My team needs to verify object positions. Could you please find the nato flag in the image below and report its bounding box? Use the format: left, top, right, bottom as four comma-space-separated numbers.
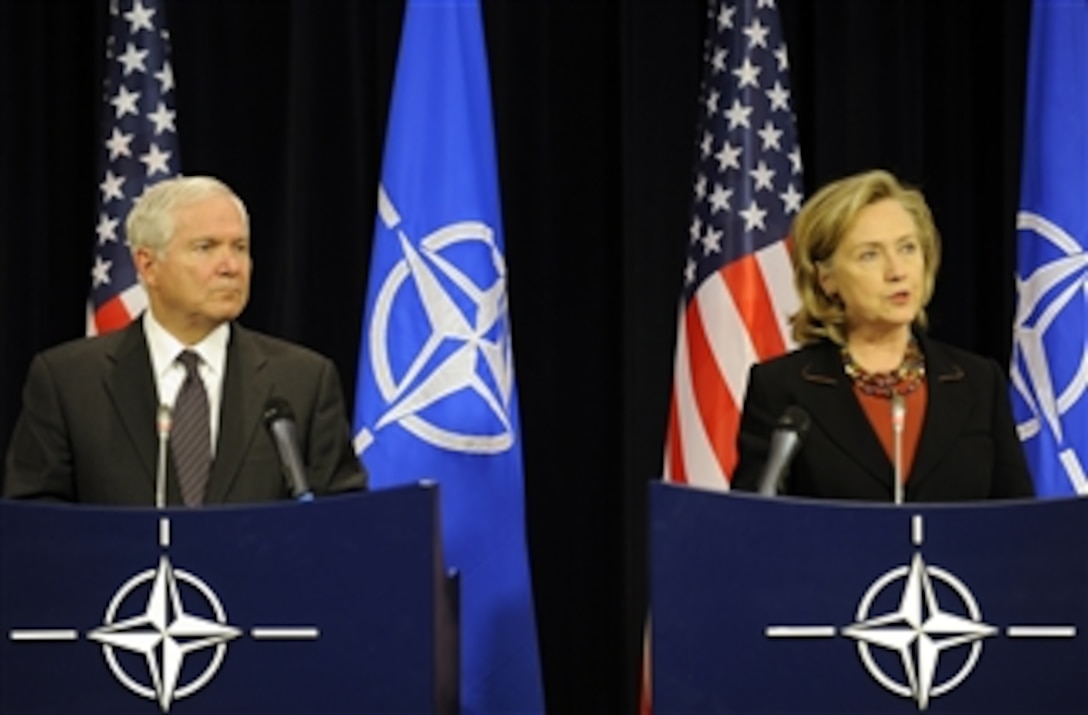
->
1010, 0, 1088, 497
352, 0, 545, 712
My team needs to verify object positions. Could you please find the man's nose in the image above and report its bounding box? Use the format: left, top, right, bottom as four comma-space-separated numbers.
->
217, 249, 241, 274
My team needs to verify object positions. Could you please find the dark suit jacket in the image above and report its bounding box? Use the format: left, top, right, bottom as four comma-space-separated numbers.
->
731, 334, 1035, 502
3, 321, 367, 505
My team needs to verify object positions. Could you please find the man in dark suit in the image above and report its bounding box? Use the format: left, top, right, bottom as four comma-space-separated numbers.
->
3, 176, 366, 504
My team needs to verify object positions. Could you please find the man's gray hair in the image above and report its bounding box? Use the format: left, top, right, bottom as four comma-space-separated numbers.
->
126, 176, 249, 254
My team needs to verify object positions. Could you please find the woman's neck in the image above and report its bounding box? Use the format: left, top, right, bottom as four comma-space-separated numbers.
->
844, 329, 913, 373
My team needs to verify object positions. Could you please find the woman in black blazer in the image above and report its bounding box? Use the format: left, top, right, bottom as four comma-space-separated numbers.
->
731, 169, 1034, 502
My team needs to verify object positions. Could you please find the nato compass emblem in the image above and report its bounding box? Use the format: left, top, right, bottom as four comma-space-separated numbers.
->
1009, 209, 1088, 492
765, 515, 1076, 710
355, 186, 515, 457
8, 518, 319, 712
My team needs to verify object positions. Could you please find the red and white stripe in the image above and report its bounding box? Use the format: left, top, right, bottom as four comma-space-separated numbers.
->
663, 238, 797, 490
85, 282, 147, 336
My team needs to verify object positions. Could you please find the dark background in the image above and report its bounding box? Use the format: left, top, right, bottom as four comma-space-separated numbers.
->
0, 1, 1031, 712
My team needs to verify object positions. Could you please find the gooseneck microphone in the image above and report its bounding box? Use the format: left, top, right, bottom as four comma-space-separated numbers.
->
155, 404, 172, 509
891, 393, 906, 505
756, 405, 812, 496
263, 397, 315, 502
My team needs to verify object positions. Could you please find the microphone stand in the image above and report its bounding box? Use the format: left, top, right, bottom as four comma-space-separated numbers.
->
156, 404, 171, 509
891, 393, 905, 505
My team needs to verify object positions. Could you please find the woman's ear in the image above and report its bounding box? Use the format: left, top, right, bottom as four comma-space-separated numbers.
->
817, 260, 836, 299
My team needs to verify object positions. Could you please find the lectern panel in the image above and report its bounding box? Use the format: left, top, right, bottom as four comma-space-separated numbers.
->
651, 483, 1086, 713
0, 484, 454, 714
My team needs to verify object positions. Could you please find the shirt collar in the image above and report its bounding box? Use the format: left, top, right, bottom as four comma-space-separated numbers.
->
142, 311, 231, 378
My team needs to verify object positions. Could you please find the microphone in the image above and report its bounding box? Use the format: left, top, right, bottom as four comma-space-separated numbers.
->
891, 393, 906, 505
756, 405, 811, 496
263, 397, 315, 502
155, 404, 172, 509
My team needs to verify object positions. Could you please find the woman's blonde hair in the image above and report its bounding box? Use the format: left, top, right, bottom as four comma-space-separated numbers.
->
790, 169, 941, 346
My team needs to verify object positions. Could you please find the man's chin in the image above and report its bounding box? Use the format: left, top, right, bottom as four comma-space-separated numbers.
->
209, 301, 247, 323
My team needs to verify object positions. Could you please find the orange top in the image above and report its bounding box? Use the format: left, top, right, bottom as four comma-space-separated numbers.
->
854, 382, 927, 481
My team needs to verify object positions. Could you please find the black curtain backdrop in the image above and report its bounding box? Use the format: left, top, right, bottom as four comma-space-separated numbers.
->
0, 1, 1031, 712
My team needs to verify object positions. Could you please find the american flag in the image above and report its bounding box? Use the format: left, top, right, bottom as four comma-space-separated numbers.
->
663, 0, 804, 490
87, 0, 179, 335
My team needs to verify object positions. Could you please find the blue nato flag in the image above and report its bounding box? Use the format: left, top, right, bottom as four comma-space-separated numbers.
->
352, 0, 545, 712
1010, 0, 1088, 497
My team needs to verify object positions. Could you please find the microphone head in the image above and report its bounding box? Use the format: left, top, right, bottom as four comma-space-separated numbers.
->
891, 392, 906, 416
156, 404, 173, 435
779, 405, 811, 435
757, 405, 811, 496
263, 396, 295, 426
891, 392, 906, 430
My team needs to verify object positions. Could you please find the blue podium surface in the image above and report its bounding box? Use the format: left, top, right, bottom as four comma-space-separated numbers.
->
650, 482, 1087, 714
0, 483, 457, 714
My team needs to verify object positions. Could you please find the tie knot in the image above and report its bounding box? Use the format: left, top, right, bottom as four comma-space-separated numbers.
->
178, 350, 201, 375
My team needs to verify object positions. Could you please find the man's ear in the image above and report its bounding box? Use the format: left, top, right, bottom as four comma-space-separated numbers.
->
132, 247, 155, 286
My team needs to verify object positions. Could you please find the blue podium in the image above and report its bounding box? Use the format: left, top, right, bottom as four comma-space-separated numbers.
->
650, 482, 1087, 713
0, 483, 458, 714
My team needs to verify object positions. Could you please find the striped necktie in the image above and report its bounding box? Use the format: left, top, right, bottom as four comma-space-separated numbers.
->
171, 350, 210, 506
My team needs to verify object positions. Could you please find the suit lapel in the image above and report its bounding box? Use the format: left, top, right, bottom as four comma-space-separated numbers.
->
909, 335, 970, 491
206, 326, 271, 502
103, 322, 160, 490
796, 342, 895, 489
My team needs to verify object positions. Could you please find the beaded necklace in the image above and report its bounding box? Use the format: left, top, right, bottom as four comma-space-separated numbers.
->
841, 339, 926, 398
